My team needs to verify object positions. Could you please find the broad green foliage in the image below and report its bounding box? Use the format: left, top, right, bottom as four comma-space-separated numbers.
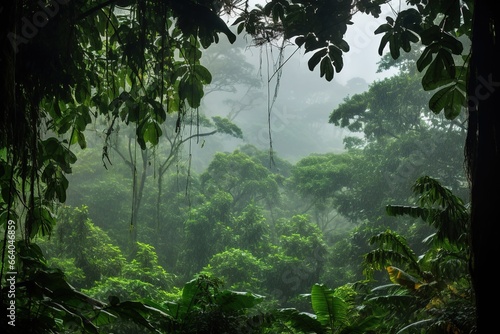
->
0, 242, 171, 334
388, 175, 469, 245
311, 283, 349, 329
84, 277, 171, 306
327, 71, 467, 222
228, 203, 272, 257
297, 283, 384, 334
362, 176, 473, 333
276, 215, 327, 261
259, 215, 328, 305
39, 206, 175, 302
158, 275, 266, 333
181, 191, 234, 275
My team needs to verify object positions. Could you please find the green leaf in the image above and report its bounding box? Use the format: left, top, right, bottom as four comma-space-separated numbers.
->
389, 34, 400, 59
440, 32, 463, 54
74, 83, 89, 104
308, 48, 327, 71
180, 278, 200, 306
143, 121, 162, 146
378, 32, 391, 56
442, 0, 462, 31
31, 205, 56, 238
272, 2, 285, 22
274, 308, 325, 333
179, 75, 204, 108
428, 84, 465, 119
147, 99, 167, 122
320, 57, 334, 81
416, 43, 438, 72
193, 64, 212, 84
183, 43, 203, 62
310, 284, 348, 328
421, 49, 455, 91
70, 130, 87, 149
328, 46, 343, 73
401, 30, 419, 52
386, 205, 430, 221
419, 25, 441, 45
237, 22, 245, 34
295, 36, 305, 47
374, 23, 392, 34
106, 301, 159, 330
337, 39, 350, 53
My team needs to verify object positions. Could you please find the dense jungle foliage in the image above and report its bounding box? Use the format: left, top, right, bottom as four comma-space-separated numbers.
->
2, 0, 498, 332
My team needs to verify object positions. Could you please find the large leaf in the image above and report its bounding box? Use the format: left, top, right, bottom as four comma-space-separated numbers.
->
193, 64, 212, 84
308, 48, 328, 71
421, 49, 456, 91
310, 284, 348, 329
428, 83, 466, 119
320, 56, 334, 81
416, 43, 439, 72
179, 74, 204, 108
386, 266, 422, 290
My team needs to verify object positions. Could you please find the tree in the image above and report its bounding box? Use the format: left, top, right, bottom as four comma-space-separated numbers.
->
465, 3, 500, 332
288, 152, 360, 227
40, 205, 127, 289
362, 176, 473, 332
264, 214, 328, 306
201, 248, 269, 292
104, 111, 242, 241
200, 150, 280, 213
237, 1, 496, 330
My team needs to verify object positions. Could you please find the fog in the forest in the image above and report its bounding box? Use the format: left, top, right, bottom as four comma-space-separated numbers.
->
191, 9, 398, 167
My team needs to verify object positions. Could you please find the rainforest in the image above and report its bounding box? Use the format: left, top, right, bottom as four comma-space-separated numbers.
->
1, 0, 499, 333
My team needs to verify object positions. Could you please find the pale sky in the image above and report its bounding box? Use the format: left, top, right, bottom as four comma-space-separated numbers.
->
243, 0, 399, 85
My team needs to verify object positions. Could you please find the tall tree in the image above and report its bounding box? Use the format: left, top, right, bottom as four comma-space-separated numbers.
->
465, 2, 500, 331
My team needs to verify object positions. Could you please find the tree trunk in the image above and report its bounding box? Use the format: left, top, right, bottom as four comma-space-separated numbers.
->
467, 1, 500, 332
